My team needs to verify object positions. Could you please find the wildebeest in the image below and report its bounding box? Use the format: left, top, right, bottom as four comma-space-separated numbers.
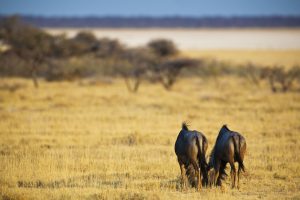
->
208, 125, 247, 189
175, 122, 208, 190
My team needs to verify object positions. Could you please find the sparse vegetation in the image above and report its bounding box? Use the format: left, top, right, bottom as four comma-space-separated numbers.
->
260, 65, 300, 92
1, 16, 300, 93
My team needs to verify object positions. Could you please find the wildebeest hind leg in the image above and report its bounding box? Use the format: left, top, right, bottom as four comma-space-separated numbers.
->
200, 164, 208, 186
216, 161, 226, 186
237, 165, 241, 189
230, 162, 236, 188
191, 160, 201, 190
212, 161, 220, 187
178, 159, 187, 190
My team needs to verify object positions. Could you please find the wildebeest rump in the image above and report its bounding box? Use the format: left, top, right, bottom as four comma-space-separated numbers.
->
175, 123, 208, 189
208, 125, 246, 188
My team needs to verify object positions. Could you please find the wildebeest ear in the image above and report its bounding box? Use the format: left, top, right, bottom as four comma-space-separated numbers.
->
222, 124, 230, 131
182, 122, 189, 131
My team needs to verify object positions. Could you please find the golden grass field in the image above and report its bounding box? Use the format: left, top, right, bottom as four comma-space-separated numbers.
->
182, 50, 300, 68
0, 50, 300, 200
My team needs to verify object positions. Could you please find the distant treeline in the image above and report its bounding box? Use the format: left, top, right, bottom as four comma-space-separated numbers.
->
1, 15, 300, 28
1, 16, 300, 93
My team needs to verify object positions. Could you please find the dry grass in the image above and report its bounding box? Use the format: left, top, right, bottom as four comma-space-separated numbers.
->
0, 76, 299, 200
182, 50, 300, 68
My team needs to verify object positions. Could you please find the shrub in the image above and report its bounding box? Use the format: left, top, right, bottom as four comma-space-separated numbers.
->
93, 38, 124, 58
259, 65, 300, 92
156, 58, 199, 90
147, 38, 178, 58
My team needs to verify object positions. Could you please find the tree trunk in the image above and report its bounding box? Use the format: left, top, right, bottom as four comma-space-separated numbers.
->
32, 70, 39, 88
269, 75, 276, 93
124, 76, 140, 93
31, 63, 39, 88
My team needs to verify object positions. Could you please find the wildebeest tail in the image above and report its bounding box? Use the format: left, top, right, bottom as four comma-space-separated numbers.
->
201, 135, 209, 185
182, 122, 189, 131
195, 135, 208, 185
200, 136, 208, 168
232, 135, 245, 172
195, 135, 204, 164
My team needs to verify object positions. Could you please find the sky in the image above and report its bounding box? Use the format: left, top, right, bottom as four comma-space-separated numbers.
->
0, 0, 300, 17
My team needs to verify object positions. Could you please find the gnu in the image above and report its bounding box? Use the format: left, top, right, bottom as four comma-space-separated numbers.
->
208, 125, 247, 189
175, 123, 208, 190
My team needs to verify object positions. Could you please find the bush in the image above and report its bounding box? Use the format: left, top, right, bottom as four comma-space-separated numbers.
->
259, 65, 300, 92
156, 58, 199, 90
93, 38, 124, 58
147, 38, 178, 58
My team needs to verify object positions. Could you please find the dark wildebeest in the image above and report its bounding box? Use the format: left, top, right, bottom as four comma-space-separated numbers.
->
175, 123, 208, 190
208, 125, 246, 189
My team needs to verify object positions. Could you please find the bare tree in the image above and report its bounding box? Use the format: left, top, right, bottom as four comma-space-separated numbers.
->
243, 62, 263, 86
261, 65, 300, 92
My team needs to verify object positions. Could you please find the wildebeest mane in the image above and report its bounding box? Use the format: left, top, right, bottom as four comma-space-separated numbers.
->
209, 125, 229, 166
218, 124, 229, 138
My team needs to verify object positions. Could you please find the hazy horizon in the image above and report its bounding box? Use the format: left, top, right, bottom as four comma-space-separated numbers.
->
1, 0, 300, 17
2, 14, 300, 18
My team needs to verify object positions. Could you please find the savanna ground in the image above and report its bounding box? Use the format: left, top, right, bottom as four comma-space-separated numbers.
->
0, 50, 300, 200
182, 49, 300, 68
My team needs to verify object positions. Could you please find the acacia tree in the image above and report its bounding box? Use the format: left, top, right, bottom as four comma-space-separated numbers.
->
0, 17, 103, 86
147, 39, 195, 90
0, 16, 56, 88
117, 47, 157, 93
45, 31, 103, 81
157, 58, 199, 90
